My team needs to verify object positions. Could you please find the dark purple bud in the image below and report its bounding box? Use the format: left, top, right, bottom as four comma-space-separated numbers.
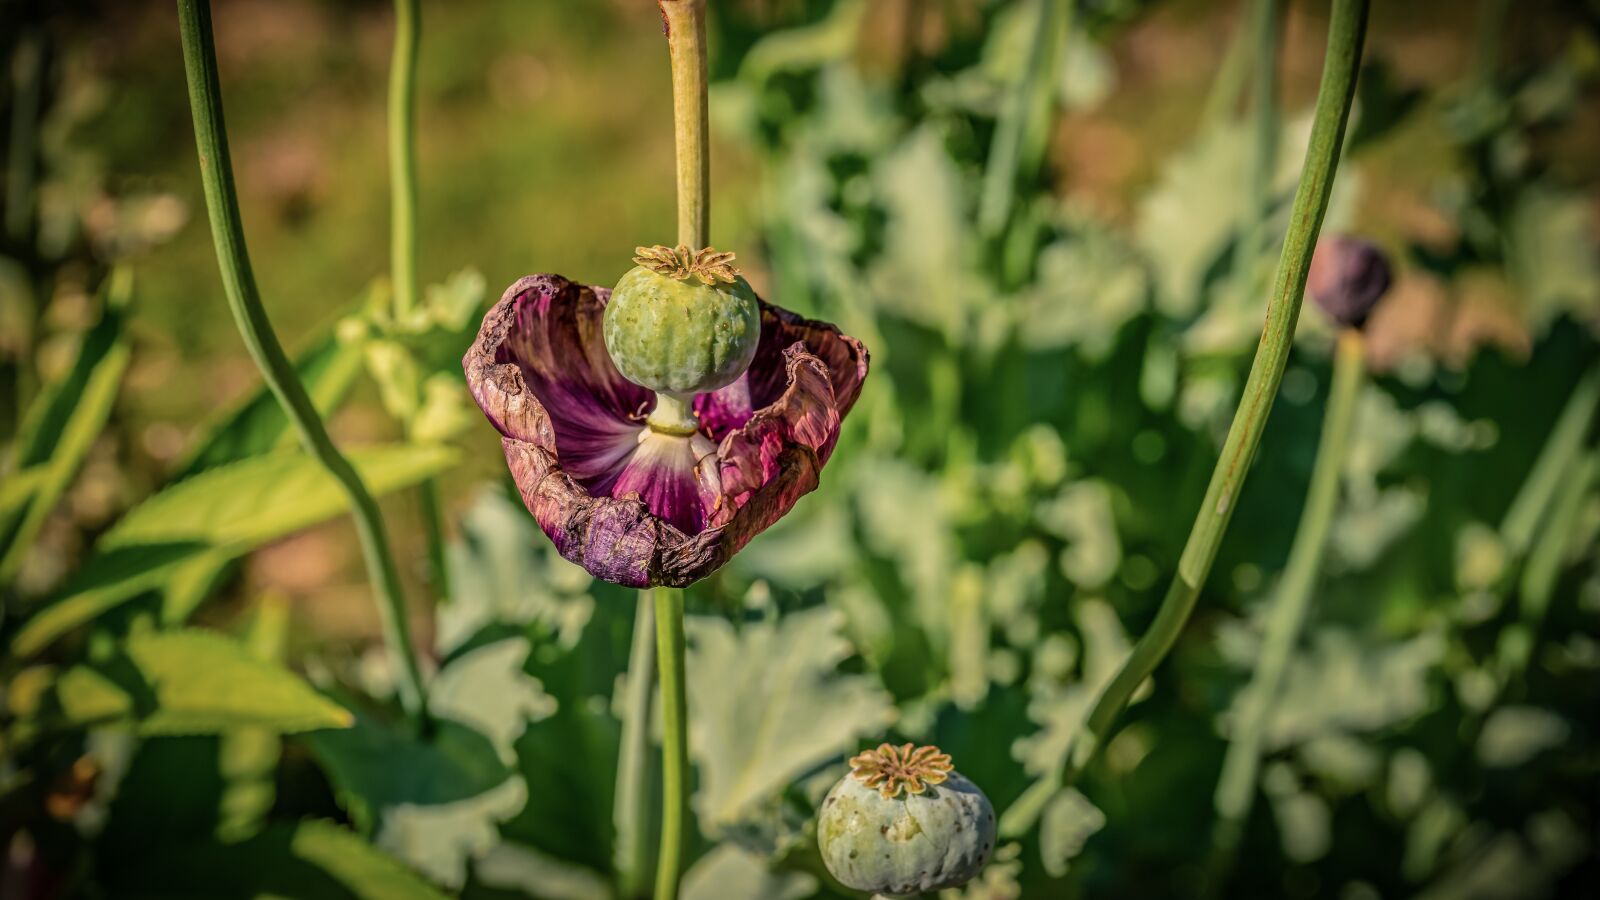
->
1306, 235, 1393, 329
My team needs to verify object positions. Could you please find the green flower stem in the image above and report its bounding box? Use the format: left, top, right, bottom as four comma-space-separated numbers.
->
388, 0, 420, 317
383, 0, 452, 604
177, 0, 429, 726
1212, 328, 1364, 848
614, 596, 658, 900
654, 586, 690, 900
1003, 0, 1368, 837
660, 0, 710, 250
650, 9, 708, 893
977, 0, 1070, 241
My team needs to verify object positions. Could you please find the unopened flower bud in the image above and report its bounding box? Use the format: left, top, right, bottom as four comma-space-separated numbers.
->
1306, 235, 1393, 329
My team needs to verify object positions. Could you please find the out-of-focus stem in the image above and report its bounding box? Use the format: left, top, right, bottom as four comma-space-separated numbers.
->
654, 587, 689, 900
660, 0, 710, 249
978, 0, 1070, 241
615, 597, 658, 899
177, 0, 429, 727
384, 0, 451, 604
1227, 0, 1283, 303
1212, 328, 1364, 849
1499, 368, 1600, 559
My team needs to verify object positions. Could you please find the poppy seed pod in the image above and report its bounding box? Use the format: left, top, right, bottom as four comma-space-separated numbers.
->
604, 244, 761, 397
1306, 235, 1393, 329
817, 744, 996, 897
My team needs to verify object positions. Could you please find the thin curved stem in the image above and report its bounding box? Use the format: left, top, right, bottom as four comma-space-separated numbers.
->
1212, 328, 1364, 851
177, 0, 429, 726
653, 587, 689, 900
1002, 0, 1368, 837
614, 597, 658, 900
659, 0, 710, 249
388, 0, 420, 317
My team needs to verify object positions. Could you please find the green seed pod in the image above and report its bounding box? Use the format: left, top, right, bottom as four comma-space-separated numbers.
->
603, 244, 760, 395
817, 743, 996, 897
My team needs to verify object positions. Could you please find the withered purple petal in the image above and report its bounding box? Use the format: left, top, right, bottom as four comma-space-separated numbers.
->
464, 273, 869, 587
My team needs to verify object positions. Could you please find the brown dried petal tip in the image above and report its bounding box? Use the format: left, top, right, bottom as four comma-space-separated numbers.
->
632, 243, 741, 285
848, 742, 954, 800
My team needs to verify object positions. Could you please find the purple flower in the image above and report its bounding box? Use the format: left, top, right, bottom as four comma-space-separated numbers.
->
464, 274, 869, 587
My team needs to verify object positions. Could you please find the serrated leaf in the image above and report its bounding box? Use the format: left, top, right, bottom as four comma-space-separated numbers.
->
41, 629, 351, 735
101, 819, 448, 900
307, 697, 519, 888
11, 444, 457, 657
687, 606, 895, 835
501, 605, 629, 875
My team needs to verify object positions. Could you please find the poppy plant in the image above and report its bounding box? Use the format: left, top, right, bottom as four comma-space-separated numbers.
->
464, 271, 868, 587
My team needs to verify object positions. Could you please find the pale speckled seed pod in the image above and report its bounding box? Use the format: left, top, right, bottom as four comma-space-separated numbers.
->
817, 744, 996, 897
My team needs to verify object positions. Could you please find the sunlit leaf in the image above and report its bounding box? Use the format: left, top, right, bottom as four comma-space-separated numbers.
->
34, 629, 350, 736
10, 444, 457, 658
0, 268, 132, 582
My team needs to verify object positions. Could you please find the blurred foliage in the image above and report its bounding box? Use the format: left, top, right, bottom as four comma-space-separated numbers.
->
3, 1, 1599, 899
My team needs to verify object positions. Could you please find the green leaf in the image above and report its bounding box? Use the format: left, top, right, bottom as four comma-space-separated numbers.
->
36, 629, 350, 735
0, 268, 133, 582
307, 681, 521, 889
101, 819, 448, 900
105, 444, 457, 550
500, 605, 630, 875
687, 606, 895, 836
10, 444, 458, 658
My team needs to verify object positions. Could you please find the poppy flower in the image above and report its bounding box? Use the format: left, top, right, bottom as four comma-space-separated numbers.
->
464, 273, 868, 587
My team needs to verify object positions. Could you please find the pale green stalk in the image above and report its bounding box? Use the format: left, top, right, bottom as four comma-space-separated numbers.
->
654, 587, 689, 900
1003, 0, 1369, 836
1212, 328, 1364, 849
177, 0, 428, 726
662, 0, 709, 250
615, 597, 659, 899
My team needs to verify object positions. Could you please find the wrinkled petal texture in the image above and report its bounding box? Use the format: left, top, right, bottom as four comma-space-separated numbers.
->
464, 274, 868, 587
